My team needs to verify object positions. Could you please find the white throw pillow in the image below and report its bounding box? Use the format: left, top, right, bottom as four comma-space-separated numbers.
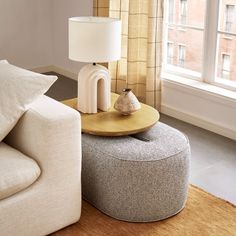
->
0, 62, 57, 142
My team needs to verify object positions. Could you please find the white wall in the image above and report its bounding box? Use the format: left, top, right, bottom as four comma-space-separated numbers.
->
52, 0, 93, 75
0, 0, 93, 71
0, 0, 53, 69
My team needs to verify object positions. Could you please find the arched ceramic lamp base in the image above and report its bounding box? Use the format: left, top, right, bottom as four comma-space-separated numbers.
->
77, 64, 111, 113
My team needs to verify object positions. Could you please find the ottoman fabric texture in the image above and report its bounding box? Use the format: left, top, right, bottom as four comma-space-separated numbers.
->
82, 122, 190, 222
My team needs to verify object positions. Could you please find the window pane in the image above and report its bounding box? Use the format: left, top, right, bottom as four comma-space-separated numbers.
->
219, 0, 236, 32
167, 42, 174, 63
168, 0, 174, 23
178, 44, 186, 66
180, 0, 187, 25
222, 54, 230, 79
216, 33, 236, 85
167, 27, 204, 74
166, 0, 206, 27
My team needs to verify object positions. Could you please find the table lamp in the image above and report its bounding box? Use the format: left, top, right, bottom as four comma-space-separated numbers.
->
68, 16, 121, 113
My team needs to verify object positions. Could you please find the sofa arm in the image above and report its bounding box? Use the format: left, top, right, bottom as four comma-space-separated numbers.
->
5, 95, 81, 181
3, 96, 82, 235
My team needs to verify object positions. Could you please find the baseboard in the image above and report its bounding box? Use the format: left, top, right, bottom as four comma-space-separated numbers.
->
30, 65, 54, 74
50, 65, 77, 80
30, 65, 77, 81
161, 104, 236, 141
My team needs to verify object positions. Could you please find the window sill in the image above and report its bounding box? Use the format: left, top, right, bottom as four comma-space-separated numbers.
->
161, 72, 236, 140
223, 36, 232, 40
161, 72, 236, 106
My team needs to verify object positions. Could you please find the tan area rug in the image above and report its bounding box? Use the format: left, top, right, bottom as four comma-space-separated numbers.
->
52, 185, 236, 236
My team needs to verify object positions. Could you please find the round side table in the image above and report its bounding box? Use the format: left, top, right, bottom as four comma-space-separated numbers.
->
62, 93, 160, 136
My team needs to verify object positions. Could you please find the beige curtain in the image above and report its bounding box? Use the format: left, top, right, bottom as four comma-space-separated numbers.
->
93, 0, 163, 110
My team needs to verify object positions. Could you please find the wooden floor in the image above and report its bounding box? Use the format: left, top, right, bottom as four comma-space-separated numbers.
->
51, 185, 236, 236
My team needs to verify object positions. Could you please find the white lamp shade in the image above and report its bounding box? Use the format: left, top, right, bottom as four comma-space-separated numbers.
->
69, 17, 121, 63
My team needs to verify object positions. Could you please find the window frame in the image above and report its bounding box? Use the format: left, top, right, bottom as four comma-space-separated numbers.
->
202, 0, 219, 84
163, 0, 236, 92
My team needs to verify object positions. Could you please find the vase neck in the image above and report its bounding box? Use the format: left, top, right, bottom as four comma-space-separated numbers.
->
123, 88, 131, 93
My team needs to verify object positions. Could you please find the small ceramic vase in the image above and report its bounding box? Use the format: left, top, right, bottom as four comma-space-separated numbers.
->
114, 88, 141, 115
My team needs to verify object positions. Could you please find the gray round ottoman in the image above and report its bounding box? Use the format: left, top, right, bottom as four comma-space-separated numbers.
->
82, 122, 190, 222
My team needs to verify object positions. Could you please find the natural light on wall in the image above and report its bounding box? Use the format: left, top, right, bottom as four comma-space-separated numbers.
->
163, 0, 236, 91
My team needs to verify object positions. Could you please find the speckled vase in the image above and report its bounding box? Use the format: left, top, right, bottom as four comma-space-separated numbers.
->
114, 88, 141, 115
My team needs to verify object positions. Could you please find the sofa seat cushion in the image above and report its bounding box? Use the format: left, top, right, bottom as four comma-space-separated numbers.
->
0, 142, 41, 200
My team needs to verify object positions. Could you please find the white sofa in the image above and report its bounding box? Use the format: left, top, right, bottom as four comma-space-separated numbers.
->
0, 95, 81, 236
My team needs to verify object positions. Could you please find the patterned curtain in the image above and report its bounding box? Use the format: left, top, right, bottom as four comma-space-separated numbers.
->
93, 0, 163, 110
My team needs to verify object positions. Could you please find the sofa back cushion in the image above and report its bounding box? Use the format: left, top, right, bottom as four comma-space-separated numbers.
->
0, 61, 57, 142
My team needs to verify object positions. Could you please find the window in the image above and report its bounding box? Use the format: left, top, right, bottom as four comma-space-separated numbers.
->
221, 54, 230, 79
164, 0, 236, 91
168, 0, 174, 23
180, 0, 187, 25
225, 5, 234, 32
167, 42, 174, 64
178, 45, 186, 66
